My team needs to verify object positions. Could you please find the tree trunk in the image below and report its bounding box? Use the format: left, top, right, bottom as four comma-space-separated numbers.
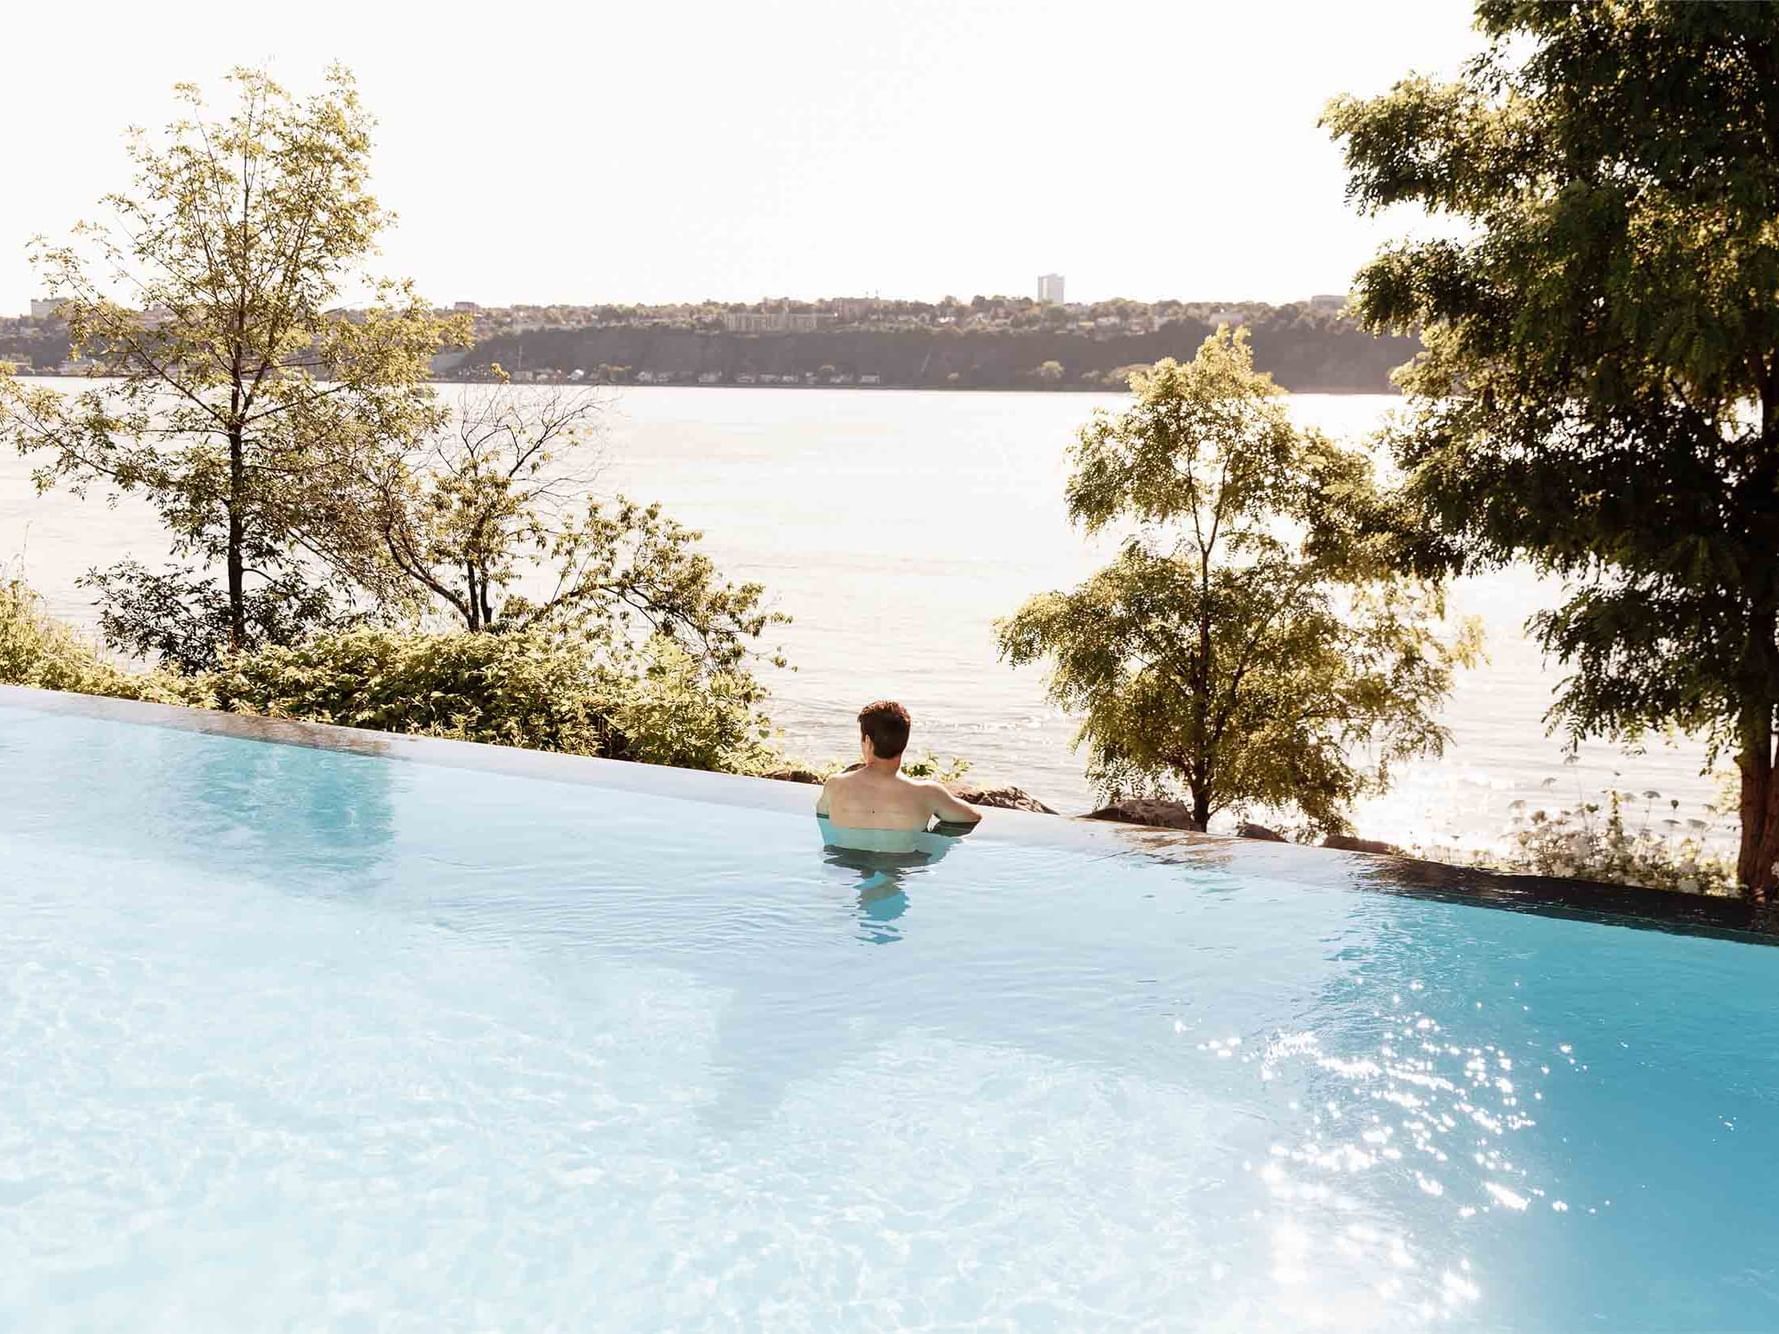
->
226, 426, 246, 651
1738, 708, 1779, 901
1736, 588, 1779, 899
1190, 547, 1214, 835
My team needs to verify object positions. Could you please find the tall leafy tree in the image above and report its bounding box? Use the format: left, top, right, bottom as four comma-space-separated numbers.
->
998, 330, 1477, 833
1325, 0, 1779, 897
0, 67, 460, 671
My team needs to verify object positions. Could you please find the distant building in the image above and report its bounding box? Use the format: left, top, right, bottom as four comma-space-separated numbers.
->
1037, 273, 1066, 305
28, 298, 64, 320
1308, 293, 1347, 312
453, 301, 480, 312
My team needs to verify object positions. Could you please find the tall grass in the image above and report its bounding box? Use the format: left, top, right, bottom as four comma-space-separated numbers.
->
0, 577, 183, 702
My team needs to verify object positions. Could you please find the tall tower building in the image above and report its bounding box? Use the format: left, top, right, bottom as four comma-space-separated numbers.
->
1037, 273, 1066, 305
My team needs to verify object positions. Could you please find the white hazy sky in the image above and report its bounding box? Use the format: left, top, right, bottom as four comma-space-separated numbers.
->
3, 0, 1483, 311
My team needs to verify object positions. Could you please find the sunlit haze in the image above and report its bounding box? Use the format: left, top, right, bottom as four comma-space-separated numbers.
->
3, 0, 1484, 311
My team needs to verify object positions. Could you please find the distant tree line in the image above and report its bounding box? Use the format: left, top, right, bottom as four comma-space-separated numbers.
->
448, 308, 1418, 393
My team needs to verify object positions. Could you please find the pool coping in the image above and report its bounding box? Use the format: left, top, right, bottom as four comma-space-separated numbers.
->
3, 682, 1772, 944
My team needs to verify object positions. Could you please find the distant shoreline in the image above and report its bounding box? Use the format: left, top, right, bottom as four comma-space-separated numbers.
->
14, 372, 1397, 397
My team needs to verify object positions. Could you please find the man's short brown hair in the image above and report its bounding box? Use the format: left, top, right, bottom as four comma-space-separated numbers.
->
859, 700, 911, 759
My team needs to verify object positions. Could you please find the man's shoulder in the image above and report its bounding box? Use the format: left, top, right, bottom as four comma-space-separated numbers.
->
898, 775, 958, 807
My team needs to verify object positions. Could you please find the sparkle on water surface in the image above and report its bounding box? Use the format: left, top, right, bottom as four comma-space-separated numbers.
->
1, 702, 1776, 1330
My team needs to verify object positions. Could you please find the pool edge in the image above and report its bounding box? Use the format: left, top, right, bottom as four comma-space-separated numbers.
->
3, 682, 1771, 944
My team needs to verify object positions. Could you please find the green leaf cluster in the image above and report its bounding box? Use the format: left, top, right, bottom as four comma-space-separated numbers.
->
367, 383, 786, 669
0, 70, 789, 783
999, 329, 1478, 833
204, 624, 775, 773
0, 577, 190, 703
0, 67, 464, 669
1325, 0, 1779, 893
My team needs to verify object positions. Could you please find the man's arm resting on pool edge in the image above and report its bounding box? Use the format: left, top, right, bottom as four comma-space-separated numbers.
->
923, 781, 981, 826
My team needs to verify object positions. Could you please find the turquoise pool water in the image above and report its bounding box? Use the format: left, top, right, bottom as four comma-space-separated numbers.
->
2, 700, 1777, 1330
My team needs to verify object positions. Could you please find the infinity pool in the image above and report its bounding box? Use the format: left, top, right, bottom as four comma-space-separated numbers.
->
2, 693, 1777, 1330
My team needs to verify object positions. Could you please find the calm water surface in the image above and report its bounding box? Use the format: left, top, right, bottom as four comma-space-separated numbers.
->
0, 384, 1719, 847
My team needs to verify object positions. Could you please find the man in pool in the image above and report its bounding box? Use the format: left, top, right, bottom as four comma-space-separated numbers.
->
816, 700, 982, 833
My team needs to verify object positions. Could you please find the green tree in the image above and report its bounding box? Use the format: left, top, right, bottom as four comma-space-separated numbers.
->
1034, 359, 1065, 386
0, 68, 462, 671
998, 331, 1477, 832
1325, 0, 1779, 897
366, 381, 785, 670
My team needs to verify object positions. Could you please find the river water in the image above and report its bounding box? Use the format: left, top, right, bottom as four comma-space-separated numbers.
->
0, 383, 1724, 850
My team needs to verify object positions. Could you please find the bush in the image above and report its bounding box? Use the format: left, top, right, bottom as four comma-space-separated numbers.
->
776, 750, 974, 784
603, 636, 776, 772
900, 751, 972, 784
0, 577, 187, 702
206, 624, 775, 773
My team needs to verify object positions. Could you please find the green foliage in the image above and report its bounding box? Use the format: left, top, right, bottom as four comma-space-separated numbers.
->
0, 577, 187, 702
206, 624, 774, 772
0, 67, 464, 671
777, 750, 973, 784
898, 751, 973, 784
81, 560, 342, 676
998, 329, 1478, 833
1325, 1, 1779, 895
368, 383, 786, 671
602, 636, 776, 772
207, 625, 617, 751
0, 73, 790, 784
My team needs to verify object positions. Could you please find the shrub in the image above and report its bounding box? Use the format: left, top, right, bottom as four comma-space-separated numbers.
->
0, 577, 187, 702
603, 636, 776, 772
206, 624, 774, 773
899, 751, 973, 784
779, 750, 974, 784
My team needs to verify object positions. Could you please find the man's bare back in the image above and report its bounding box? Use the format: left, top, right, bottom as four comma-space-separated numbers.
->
816, 700, 982, 833
817, 764, 980, 831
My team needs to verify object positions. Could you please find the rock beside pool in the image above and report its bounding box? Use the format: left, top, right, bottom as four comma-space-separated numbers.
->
763, 767, 824, 785
1085, 798, 1204, 831
955, 785, 1057, 814
1237, 821, 1288, 842
1322, 833, 1402, 856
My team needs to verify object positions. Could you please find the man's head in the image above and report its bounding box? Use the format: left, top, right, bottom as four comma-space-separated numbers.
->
858, 699, 911, 763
